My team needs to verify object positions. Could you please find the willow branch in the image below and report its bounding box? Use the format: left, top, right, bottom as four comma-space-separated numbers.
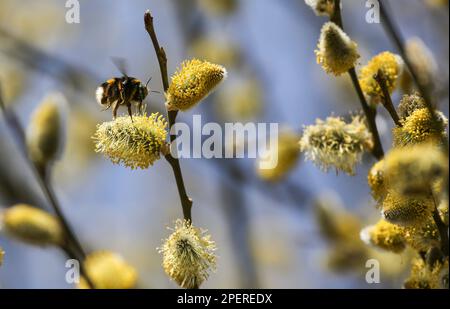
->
144, 10, 193, 222
331, 0, 384, 160
378, 0, 449, 199
374, 70, 402, 127
378, 1, 436, 112
0, 84, 94, 288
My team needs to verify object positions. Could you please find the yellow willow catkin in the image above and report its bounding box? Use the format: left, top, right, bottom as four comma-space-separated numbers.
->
359, 51, 403, 103
305, 0, 335, 16
159, 219, 217, 289
300, 115, 373, 175
367, 159, 387, 202
314, 195, 362, 243
1, 204, 64, 246
27, 93, 65, 168
257, 130, 301, 182
384, 144, 448, 196
424, 0, 449, 9
397, 93, 427, 120
381, 191, 434, 227
166, 59, 227, 111
0, 55, 25, 105
404, 257, 449, 289
315, 22, 360, 76
393, 108, 448, 147
0, 246, 4, 266
78, 251, 138, 289
402, 218, 441, 252
93, 113, 168, 170
360, 219, 406, 253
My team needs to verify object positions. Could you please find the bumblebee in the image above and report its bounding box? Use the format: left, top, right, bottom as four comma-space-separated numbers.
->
96, 59, 153, 120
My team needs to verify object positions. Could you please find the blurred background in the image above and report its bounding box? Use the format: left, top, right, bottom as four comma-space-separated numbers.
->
0, 0, 448, 288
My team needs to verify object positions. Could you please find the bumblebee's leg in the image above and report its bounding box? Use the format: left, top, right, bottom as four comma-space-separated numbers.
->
112, 101, 120, 119
127, 103, 133, 122
138, 101, 143, 113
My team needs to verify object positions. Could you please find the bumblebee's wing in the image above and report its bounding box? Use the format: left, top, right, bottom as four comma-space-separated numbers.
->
111, 57, 128, 77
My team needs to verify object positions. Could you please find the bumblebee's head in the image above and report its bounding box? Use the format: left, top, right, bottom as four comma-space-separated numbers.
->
139, 83, 149, 101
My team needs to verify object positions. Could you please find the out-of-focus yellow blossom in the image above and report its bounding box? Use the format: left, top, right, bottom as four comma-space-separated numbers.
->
405, 38, 437, 90
305, 0, 335, 16
27, 93, 65, 170
325, 242, 368, 273
215, 78, 263, 122
0, 55, 25, 105
382, 192, 434, 227
384, 144, 448, 196
0, 0, 69, 48
314, 195, 362, 243
93, 113, 168, 170
159, 219, 217, 289
398, 93, 427, 120
78, 251, 138, 289
1, 204, 64, 246
424, 0, 449, 8
197, 0, 238, 16
368, 159, 387, 202
0, 247, 4, 266
360, 219, 406, 253
189, 37, 240, 69
393, 108, 448, 147
257, 129, 301, 182
166, 59, 227, 111
404, 257, 448, 289
300, 115, 373, 175
359, 51, 403, 103
315, 22, 360, 76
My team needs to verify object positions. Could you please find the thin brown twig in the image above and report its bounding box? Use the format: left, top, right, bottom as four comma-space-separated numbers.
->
144, 10, 193, 223
0, 84, 95, 289
331, 0, 384, 160
374, 69, 402, 127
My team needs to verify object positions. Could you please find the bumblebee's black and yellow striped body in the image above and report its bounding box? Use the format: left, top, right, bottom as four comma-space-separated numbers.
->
96, 76, 149, 120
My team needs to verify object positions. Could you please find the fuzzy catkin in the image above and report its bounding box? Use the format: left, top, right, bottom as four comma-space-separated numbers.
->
0, 246, 4, 266
360, 219, 406, 253
93, 113, 168, 170
384, 144, 448, 196
27, 93, 65, 168
305, 0, 334, 16
381, 192, 434, 227
257, 130, 301, 182
78, 251, 137, 289
359, 51, 403, 103
166, 59, 227, 111
315, 22, 360, 76
300, 115, 373, 175
159, 219, 217, 289
404, 258, 449, 289
393, 108, 448, 147
367, 159, 387, 202
1, 204, 64, 246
